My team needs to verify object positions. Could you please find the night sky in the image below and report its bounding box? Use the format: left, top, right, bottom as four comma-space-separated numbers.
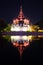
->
0, 0, 43, 24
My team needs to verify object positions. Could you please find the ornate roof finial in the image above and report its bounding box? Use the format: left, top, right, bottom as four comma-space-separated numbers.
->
18, 5, 25, 20
20, 5, 22, 13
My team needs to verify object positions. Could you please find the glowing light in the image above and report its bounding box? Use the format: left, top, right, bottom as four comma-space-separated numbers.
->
27, 25, 32, 32
22, 36, 32, 41
13, 42, 19, 47
38, 30, 43, 32
11, 25, 32, 32
38, 35, 43, 38
11, 36, 21, 42
28, 36, 32, 41
21, 26, 27, 31
16, 19, 19, 24
13, 20, 16, 25
24, 42, 29, 47
22, 36, 28, 40
24, 19, 29, 24
11, 26, 20, 31
13, 19, 19, 24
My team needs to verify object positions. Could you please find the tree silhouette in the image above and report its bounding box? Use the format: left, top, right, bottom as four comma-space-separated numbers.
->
36, 19, 43, 29
0, 18, 11, 48
0, 18, 8, 32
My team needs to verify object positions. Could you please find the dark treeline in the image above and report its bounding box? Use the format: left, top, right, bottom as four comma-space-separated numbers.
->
36, 18, 43, 29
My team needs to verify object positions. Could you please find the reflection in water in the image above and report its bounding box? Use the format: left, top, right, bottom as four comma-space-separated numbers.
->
2, 34, 43, 57
10, 35, 42, 57
11, 35, 32, 57
11, 36, 32, 42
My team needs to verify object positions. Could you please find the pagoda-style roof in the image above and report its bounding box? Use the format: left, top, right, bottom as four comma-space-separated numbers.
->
18, 6, 25, 20
13, 6, 30, 25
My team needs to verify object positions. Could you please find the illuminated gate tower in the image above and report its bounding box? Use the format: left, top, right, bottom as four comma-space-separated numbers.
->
11, 6, 32, 57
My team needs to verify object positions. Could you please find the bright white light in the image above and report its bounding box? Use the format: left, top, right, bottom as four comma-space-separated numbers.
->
11, 23, 32, 32
11, 35, 32, 43
11, 26, 20, 31
22, 36, 28, 40
11, 36, 21, 42
22, 36, 32, 41
21, 27, 27, 31
14, 27, 20, 31
11, 25, 28, 31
